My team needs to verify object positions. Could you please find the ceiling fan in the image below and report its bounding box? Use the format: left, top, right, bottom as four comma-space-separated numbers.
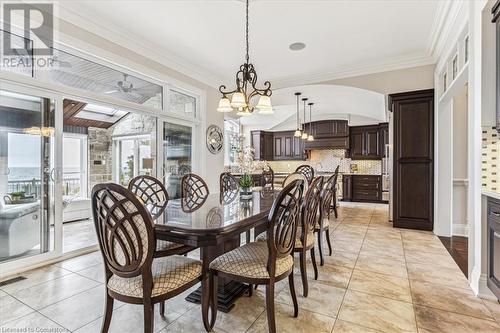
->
105, 74, 135, 94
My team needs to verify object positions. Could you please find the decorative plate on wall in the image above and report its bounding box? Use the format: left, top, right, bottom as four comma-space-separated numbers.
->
206, 124, 223, 154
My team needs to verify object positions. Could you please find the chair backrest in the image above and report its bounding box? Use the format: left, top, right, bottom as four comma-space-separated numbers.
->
266, 179, 303, 276
321, 173, 336, 217
301, 176, 323, 244
181, 173, 209, 211
261, 167, 274, 188
219, 172, 238, 203
332, 165, 340, 187
91, 183, 155, 279
128, 175, 169, 220
283, 172, 309, 193
295, 165, 314, 185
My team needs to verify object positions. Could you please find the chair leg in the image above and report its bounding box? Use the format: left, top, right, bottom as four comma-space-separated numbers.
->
333, 202, 338, 219
101, 293, 114, 333
288, 273, 299, 318
325, 228, 332, 256
299, 252, 308, 297
248, 284, 253, 297
246, 230, 251, 244
202, 273, 217, 331
159, 301, 165, 316
310, 247, 318, 280
265, 283, 276, 333
210, 272, 218, 329
143, 302, 154, 333
317, 230, 324, 266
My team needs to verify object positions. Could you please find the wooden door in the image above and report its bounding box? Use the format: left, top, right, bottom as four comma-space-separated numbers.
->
390, 89, 434, 231
380, 123, 389, 157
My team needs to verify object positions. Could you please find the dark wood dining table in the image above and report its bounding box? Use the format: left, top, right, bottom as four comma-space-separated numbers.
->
151, 188, 278, 312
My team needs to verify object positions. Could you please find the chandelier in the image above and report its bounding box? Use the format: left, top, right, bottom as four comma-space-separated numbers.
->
216, 0, 273, 116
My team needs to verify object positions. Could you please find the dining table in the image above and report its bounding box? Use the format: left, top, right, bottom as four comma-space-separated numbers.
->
151, 187, 278, 312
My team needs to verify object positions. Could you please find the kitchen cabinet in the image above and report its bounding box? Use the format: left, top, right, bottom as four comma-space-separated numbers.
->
342, 175, 352, 201
311, 120, 349, 138
487, 195, 500, 299
352, 175, 381, 202
380, 122, 389, 157
493, 1, 500, 132
349, 125, 381, 159
251, 131, 273, 160
273, 131, 305, 160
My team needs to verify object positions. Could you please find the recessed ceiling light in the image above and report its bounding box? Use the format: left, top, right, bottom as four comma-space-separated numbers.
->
289, 42, 306, 51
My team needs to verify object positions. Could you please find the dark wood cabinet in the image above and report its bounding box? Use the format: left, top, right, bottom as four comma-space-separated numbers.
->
390, 89, 434, 231
349, 125, 381, 159
251, 131, 273, 160
273, 131, 305, 160
493, 1, 500, 132
304, 120, 349, 150
487, 196, 500, 300
342, 175, 352, 201
380, 123, 389, 157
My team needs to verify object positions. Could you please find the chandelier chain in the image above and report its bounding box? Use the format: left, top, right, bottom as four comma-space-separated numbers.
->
245, 0, 250, 64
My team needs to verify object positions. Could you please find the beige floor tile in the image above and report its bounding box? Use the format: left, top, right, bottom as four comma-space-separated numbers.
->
338, 290, 417, 333
75, 264, 106, 283
0, 294, 35, 324
303, 263, 353, 289
483, 299, 500, 323
208, 293, 265, 332
332, 319, 386, 333
74, 303, 181, 333
1, 312, 68, 332
360, 242, 405, 260
246, 302, 336, 333
56, 251, 102, 272
410, 280, 494, 320
1, 265, 72, 293
160, 309, 229, 333
404, 250, 458, 268
348, 269, 412, 302
406, 261, 469, 289
315, 250, 358, 269
332, 239, 363, 253
39, 285, 122, 331
276, 279, 345, 317
403, 240, 447, 255
355, 254, 407, 278
415, 305, 500, 333
10, 273, 100, 310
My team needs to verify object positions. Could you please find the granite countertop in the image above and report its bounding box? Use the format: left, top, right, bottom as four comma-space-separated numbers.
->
483, 191, 500, 201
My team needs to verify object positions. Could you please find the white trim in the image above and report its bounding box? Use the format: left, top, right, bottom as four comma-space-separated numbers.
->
427, 0, 454, 56
478, 274, 497, 300
431, 0, 469, 60
452, 222, 469, 237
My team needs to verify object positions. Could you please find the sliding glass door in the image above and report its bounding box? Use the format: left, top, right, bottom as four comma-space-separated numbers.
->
163, 122, 193, 199
0, 89, 57, 263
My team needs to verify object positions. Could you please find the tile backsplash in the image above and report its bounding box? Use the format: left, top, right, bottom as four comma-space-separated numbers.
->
482, 126, 499, 192
268, 149, 381, 175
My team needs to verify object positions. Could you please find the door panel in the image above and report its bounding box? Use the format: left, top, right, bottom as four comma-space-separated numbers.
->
365, 128, 380, 157
391, 90, 434, 231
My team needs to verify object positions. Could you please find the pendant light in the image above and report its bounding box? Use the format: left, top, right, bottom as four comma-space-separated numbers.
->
301, 98, 309, 139
217, 0, 273, 116
294, 92, 302, 137
307, 102, 314, 141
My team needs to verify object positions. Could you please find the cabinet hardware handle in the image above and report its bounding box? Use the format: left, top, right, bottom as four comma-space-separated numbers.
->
492, 212, 500, 217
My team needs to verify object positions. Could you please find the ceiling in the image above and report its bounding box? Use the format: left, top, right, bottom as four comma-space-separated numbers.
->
59, 0, 442, 88
239, 84, 386, 129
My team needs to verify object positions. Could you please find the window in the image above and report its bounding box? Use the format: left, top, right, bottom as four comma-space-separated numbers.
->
169, 89, 196, 118
114, 135, 153, 186
44, 48, 163, 109
443, 73, 448, 92
0, 30, 33, 77
62, 135, 87, 197
224, 118, 241, 166
452, 55, 458, 80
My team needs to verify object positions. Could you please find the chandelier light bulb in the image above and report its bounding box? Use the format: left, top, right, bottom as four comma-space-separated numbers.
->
217, 97, 233, 112
294, 129, 302, 137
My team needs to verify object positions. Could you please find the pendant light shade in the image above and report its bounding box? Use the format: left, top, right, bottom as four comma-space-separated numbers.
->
294, 92, 302, 137
236, 107, 251, 117
230, 92, 246, 108
256, 95, 273, 114
217, 96, 233, 112
308, 102, 314, 141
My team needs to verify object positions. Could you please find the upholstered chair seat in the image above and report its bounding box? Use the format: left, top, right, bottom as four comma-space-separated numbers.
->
209, 242, 294, 279
255, 232, 314, 249
108, 255, 202, 298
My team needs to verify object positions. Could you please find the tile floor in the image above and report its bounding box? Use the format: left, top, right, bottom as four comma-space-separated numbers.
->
1, 203, 500, 333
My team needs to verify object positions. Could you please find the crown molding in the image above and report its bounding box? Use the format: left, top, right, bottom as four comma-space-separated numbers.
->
57, 3, 223, 88
271, 54, 436, 89
426, 0, 453, 56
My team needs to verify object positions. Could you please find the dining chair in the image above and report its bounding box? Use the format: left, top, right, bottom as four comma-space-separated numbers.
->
181, 173, 209, 211
261, 166, 274, 189
295, 164, 314, 185
317, 174, 335, 266
219, 172, 238, 203
91, 183, 205, 333
331, 165, 340, 219
283, 172, 309, 193
204, 179, 304, 333
128, 175, 195, 259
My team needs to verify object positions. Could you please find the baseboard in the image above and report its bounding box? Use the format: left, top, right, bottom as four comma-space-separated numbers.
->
452, 221, 469, 237
478, 274, 497, 301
